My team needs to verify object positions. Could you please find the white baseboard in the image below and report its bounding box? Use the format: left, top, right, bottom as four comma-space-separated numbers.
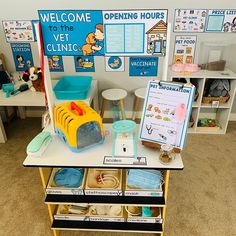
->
230, 113, 236, 121
23, 109, 236, 121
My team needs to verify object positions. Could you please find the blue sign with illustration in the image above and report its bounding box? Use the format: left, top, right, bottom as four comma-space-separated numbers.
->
47, 55, 64, 72
38, 10, 104, 56
108, 56, 122, 70
11, 43, 34, 71
74, 56, 95, 72
129, 57, 158, 76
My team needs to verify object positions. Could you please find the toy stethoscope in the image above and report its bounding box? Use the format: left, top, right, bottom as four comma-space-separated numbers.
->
146, 124, 153, 134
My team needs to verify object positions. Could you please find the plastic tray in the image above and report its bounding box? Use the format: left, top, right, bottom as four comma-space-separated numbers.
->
53, 76, 92, 100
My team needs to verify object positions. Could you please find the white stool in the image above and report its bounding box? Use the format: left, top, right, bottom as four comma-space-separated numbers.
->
100, 88, 127, 120
132, 87, 147, 120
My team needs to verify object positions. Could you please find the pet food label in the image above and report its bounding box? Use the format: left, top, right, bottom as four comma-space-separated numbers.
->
84, 189, 123, 196
127, 218, 162, 223
129, 57, 158, 76
3, 20, 35, 42
103, 10, 168, 56
206, 10, 236, 32
139, 81, 195, 149
173, 35, 197, 64
46, 188, 84, 195
174, 9, 207, 32
11, 43, 34, 71
124, 190, 163, 197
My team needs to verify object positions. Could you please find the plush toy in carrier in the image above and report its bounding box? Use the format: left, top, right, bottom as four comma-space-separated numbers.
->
54, 101, 105, 152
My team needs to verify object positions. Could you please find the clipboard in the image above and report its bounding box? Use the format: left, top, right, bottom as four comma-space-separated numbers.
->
139, 80, 195, 150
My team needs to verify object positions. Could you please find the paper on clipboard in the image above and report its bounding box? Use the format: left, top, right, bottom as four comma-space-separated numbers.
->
139, 80, 195, 149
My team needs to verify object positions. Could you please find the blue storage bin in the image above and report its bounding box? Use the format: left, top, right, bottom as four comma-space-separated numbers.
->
53, 76, 92, 100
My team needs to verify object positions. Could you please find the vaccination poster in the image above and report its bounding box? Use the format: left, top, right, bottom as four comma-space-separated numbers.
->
173, 35, 197, 64
129, 57, 158, 76
11, 43, 34, 71
38, 10, 104, 56
103, 10, 168, 56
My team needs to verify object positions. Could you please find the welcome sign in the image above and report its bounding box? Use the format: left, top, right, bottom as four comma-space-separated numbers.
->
38, 10, 104, 56
38, 9, 168, 56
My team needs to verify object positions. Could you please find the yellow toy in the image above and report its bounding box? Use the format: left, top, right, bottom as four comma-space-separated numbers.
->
54, 101, 105, 152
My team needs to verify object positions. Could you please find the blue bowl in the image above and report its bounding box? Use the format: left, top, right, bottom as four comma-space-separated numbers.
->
53, 76, 92, 100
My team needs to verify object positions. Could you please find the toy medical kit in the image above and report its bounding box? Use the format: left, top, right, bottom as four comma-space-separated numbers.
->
54, 101, 105, 152
111, 120, 137, 158
127, 169, 163, 190
159, 144, 176, 164
26, 131, 52, 156
54, 168, 84, 188
86, 169, 121, 189
11, 83, 29, 95
2, 83, 14, 97
53, 76, 92, 100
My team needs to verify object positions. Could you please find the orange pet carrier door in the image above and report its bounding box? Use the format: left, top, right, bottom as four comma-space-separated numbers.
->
54, 101, 105, 153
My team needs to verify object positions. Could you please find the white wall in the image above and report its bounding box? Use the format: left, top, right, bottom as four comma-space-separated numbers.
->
1, 0, 236, 115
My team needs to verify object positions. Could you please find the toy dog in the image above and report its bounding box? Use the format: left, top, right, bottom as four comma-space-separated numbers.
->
22, 66, 44, 92
54, 101, 105, 152
79, 33, 96, 56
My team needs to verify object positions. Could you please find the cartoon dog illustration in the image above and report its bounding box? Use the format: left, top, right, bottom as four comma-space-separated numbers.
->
223, 22, 231, 32
79, 24, 104, 56
109, 58, 120, 68
147, 104, 153, 111
79, 33, 96, 56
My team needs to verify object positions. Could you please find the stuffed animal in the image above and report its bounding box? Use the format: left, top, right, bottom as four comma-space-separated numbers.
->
22, 66, 44, 92
208, 79, 230, 97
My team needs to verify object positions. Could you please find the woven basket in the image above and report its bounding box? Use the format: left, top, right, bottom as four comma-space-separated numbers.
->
202, 94, 230, 103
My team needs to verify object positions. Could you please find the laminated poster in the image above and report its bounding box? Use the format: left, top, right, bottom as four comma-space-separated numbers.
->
103, 9, 168, 56
74, 56, 95, 72
206, 9, 236, 32
47, 55, 64, 72
139, 81, 195, 149
3, 20, 35, 42
174, 9, 207, 32
129, 57, 158, 76
38, 9, 168, 56
105, 56, 125, 72
173, 35, 197, 64
11, 43, 34, 71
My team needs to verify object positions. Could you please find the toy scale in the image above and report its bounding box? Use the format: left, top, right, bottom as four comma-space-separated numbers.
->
54, 101, 105, 152
111, 120, 137, 158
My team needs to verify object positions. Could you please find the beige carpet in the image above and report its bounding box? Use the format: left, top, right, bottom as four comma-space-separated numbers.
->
0, 118, 235, 236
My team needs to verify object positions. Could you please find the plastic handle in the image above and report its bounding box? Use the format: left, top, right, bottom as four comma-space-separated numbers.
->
70, 102, 84, 116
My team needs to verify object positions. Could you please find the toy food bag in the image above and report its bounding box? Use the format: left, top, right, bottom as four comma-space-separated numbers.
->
54, 101, 105, 152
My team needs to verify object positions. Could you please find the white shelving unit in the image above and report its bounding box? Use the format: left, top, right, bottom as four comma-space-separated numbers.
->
169, 68, 236, 134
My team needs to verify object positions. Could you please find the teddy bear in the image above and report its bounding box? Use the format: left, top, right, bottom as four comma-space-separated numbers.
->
22, 66, 44, 92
